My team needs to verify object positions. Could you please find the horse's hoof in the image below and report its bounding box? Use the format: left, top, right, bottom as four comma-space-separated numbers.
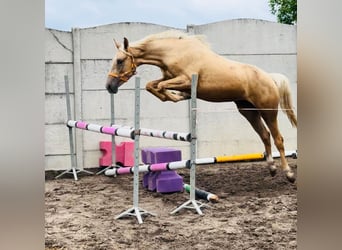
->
269, 165, 277, 177
286, 172, 296, 183
269, 168, 277, 177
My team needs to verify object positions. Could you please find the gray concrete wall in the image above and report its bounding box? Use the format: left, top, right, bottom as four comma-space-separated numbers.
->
45, 19, 297, 170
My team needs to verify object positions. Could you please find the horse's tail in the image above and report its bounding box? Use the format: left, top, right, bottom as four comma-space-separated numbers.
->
270, 73, 297, 127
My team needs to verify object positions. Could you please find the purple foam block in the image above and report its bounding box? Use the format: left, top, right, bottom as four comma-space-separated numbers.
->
141, 147, 182, 164
141, 147, 182, 191
141, 148, 149, 164
143, 172, 150, 188
147, 172, 160, 191
156, 171, 183, 193
151, 148, 181, 164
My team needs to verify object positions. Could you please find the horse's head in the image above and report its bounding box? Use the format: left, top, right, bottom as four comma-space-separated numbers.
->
106, 38, 136, 94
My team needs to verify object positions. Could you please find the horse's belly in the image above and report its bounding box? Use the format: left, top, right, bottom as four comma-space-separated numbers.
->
197, 86, 245, 102
197, 95, 239, 102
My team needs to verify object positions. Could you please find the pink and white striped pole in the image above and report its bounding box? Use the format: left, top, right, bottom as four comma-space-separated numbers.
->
66, 120, 191, 142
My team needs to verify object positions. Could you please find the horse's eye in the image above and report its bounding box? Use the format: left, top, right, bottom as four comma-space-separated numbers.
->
117, 59, 124, 65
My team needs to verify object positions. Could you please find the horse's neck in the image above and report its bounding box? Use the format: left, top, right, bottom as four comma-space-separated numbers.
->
130, 41, 169, 68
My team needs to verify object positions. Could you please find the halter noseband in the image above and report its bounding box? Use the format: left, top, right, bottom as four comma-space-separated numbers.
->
108, 50, 137, 82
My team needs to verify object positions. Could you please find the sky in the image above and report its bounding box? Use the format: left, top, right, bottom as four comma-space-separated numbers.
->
45, 0, 277, 31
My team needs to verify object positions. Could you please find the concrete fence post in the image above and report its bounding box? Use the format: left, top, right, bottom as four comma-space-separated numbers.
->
72, 27, 84, 169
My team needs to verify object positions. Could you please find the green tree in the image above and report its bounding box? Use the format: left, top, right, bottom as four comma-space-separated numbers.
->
269, 0, 297, 25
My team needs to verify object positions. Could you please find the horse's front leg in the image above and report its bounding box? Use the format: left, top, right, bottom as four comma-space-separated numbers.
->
157, 75, 192, 102
145, 79, 169, 102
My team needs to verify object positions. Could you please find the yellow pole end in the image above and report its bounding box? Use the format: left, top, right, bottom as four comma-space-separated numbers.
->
216, 153, 264, 163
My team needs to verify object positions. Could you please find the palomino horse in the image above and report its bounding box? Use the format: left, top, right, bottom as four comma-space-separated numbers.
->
106, 30, 297, 182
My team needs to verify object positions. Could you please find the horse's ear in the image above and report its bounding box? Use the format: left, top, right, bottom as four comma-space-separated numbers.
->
113, 39, 120, 49
123, 37, 129, 51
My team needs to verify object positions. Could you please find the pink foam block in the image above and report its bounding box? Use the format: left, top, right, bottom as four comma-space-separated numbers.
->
99, 141, 134, 167
99, 141, 112, 166
116, 141, 134, 167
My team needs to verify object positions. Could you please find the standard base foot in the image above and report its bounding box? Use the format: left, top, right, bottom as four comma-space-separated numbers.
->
96, 165, 115, 175
170, 199, 210, 215
55, 168, 94, 181
115, 206, 156, 224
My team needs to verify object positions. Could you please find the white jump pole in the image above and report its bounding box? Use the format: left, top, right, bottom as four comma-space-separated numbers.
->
55, 75, 93, 180
104, 152, 266, 176
66, 121, 191, 142
114, 76, 155, 224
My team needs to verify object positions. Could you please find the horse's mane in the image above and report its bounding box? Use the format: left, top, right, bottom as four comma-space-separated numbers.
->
131, 30, 210, 48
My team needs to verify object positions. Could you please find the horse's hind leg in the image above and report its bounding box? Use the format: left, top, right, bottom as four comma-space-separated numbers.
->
261, 110, 296, 183
235, 101, 277, 177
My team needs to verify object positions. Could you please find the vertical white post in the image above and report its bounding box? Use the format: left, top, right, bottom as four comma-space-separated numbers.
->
56, 75, 93, 180
115, 77, 155, 223
96, 94, 116, 175
171, 74, 208, 215
133, 77, 141, 218
189, 74, 201, 213
110, 94, 116, 168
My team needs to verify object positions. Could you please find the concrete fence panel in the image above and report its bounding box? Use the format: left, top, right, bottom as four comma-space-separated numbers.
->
45, 19, 297, 170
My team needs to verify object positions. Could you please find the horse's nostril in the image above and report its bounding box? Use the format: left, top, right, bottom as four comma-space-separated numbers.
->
106, 83, 118, 94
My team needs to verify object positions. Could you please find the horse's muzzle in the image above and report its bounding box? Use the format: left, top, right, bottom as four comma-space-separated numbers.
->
106, 77, 120, 94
